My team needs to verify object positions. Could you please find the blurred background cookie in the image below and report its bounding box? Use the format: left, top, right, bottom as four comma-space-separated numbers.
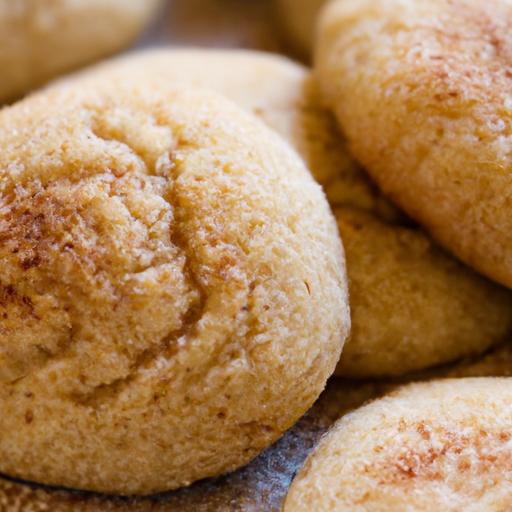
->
316, 0, 512, 289
334, 207, 512, 377
0, 0, 162, 102
0, 75, 349, 495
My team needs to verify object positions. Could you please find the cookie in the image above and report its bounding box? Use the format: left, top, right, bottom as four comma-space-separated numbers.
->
0, 76, 349, 495
284, 378, 512, 511
0, 0, 161, 102
70, 49, 512, 377
335, 207, 512, 377
316, 0, 512, 288
275, 0, 328, 58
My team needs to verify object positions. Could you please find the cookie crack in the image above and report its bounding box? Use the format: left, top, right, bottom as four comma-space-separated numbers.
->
4, 111, 210, 398
68, 140, 209, 407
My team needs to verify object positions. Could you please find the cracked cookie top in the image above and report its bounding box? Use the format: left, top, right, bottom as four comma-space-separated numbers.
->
0, 79, 349, 495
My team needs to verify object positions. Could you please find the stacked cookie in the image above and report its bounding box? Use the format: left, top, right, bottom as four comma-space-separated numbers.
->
280, 0, 512, 509
0, 0, 512, 510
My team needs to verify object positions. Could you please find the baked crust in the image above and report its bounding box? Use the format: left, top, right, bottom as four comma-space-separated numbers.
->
0, 77, 348, 495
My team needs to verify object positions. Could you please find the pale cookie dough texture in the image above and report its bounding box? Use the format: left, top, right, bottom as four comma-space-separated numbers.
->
317, 0, 512, 289
70, 48, 512, 378
0, 77, 349, 495
275, 0, 329, 58
0, 0, 161, 102
285, 378, 512, 511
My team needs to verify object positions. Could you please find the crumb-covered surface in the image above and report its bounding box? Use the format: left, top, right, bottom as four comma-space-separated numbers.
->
2, 341, 512, 511
0, 378, 384, 512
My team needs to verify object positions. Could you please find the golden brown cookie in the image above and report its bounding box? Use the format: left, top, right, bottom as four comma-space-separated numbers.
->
275, 0, 328, 58
67, 48, 512, 378
0, 75, 349, 495
0, 0, 161, 102
285, 378, 512, 511
335, 207, 512, 377
316, 0, 512, 289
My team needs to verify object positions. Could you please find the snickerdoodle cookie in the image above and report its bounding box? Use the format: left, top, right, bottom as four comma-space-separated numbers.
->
0, 76, 349, 495
285, 378, 512, 511
69, 49, 512, 378
317, 0, 512, 289
0, 0, 161, 102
